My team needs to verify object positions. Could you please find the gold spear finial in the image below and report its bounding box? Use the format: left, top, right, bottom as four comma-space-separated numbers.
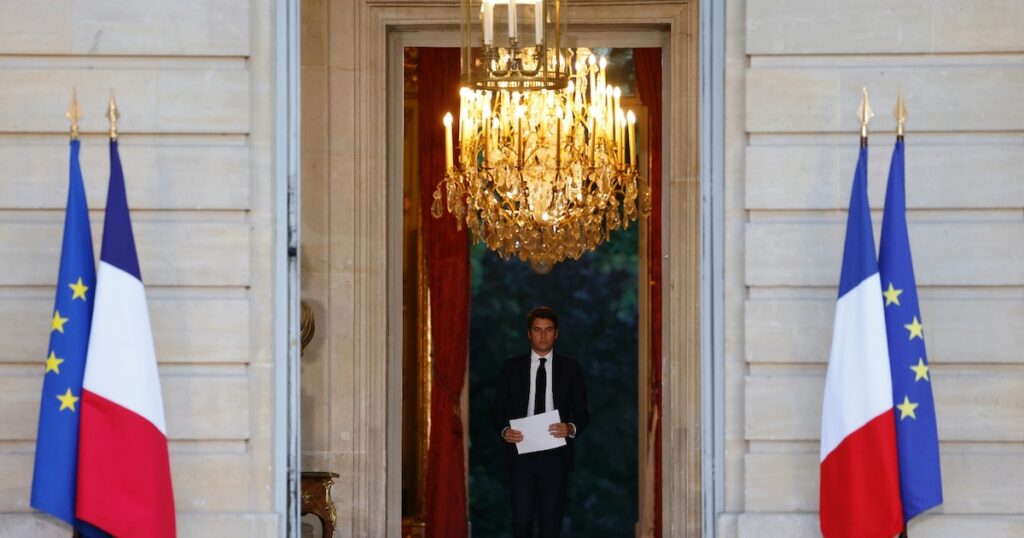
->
107, 90, 120, 140
857, 86, 874, 141
67, 88, 82, 140
894, 88, 907, 138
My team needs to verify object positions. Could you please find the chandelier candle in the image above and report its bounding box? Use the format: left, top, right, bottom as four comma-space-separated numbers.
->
627, 111, 637, 167
482, 1, 494, 45
535, 4, 544, 45
443, 113, 454, 169
507, 0, 516, 39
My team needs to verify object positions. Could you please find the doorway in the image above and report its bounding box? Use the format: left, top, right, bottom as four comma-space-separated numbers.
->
399, 45, 656, 536
296, 2, 709, 533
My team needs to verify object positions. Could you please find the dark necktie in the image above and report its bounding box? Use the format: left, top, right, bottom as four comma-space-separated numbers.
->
535, 358, 547, 415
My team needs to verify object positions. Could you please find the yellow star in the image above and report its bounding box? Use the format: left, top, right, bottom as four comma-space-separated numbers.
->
45, 351, 64, 374
883, 282, 903, 306
904, 316, 924, 340
896, 396, 919, 420
68, 277, 89, 301
910, 358, 930, 382
51, 310, 69, 333
56, 388, 80, 412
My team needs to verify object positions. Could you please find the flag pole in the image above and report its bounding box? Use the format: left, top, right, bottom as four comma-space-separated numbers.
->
894, 88, 906, 141
857, 86, 873, 148
107, 91, 119, 140
67, 88, 81, 141
894, 88, 908, 538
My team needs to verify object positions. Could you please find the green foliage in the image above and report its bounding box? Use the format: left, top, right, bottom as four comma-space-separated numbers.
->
469, 227, 639, 537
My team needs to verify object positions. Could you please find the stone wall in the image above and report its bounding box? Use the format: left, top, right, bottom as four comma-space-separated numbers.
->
724, 0, 1024, 535
0, 1, 280, 535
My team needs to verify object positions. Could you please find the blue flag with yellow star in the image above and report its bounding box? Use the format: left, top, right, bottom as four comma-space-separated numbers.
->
30, 139, 97, 527
878, 138, 943, 522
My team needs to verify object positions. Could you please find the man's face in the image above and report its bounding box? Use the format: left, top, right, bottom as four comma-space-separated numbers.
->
528, 317, 558, 355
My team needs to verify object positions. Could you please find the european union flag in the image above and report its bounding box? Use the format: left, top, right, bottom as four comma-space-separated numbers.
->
878, 138, 943, 522
30, 139, 96, 527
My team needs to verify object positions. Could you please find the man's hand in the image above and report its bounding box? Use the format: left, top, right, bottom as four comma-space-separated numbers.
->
503, 428, 524, 444
548, 422, 574, 438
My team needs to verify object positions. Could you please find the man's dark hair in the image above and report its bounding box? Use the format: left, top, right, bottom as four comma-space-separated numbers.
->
526, 306, 559, 331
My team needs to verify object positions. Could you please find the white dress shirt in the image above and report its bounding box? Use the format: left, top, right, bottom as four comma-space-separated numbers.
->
527, 350, 555, 417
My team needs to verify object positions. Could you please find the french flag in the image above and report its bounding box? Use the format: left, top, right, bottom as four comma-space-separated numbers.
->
819, 144, 903, 537
76, 140, 176, 536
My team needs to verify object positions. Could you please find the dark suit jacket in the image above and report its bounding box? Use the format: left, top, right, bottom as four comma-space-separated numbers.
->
489, 352, 590, 471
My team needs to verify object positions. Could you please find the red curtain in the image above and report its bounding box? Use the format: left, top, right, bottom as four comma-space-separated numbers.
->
634, 47, 663, 537
419, 48, 470, 537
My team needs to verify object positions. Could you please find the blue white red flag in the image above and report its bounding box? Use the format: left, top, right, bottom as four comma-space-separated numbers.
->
76, 139, 176, 537
819, 144, 904, 537
879, 138, 943, 522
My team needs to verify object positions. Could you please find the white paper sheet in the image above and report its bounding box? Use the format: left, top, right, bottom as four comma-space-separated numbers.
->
508, 409, 568, 455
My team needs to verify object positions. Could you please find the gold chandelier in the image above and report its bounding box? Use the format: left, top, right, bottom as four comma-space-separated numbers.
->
432, 3, 650, 272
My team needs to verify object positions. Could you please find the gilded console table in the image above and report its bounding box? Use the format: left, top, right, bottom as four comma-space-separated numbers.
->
301, 471, 339, 537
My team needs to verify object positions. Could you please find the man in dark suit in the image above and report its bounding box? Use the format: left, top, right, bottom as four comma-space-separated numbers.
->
490, 306, 590, 538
